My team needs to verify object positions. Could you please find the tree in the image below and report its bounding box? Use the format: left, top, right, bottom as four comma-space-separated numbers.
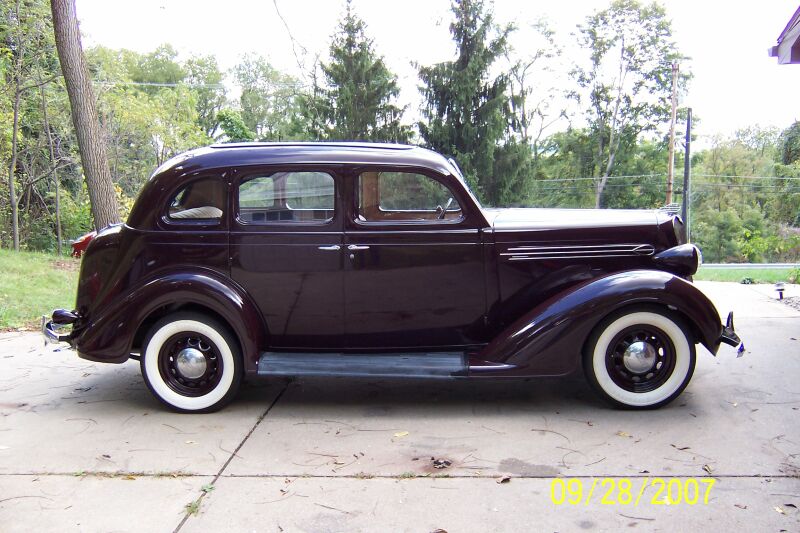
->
87, 45, 210, 196
306, 0, 408, 142
780, 121, 800, 166
233, 54, 302, 141
50, 0, 119, 230
130, 44, 185, 91
506, 19, 565, 165
573, 0, 688, 208
185, 54, 226, 137
417, 0, 514, 204
217, 109, 255, 142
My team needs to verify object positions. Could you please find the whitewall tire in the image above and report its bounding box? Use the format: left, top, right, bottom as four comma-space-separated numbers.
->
583, 308, 695, 409
141, 312, 242, 413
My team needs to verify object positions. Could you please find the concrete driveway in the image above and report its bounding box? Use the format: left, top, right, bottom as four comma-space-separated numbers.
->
1, 282, 798, 532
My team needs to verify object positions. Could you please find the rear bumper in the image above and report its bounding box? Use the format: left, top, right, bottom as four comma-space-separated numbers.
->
719, 311, 744, 354
41, 309, 79, 345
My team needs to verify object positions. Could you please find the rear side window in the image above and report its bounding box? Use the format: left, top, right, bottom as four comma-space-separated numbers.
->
238, 171, 334, 224
168, 178, 225, 221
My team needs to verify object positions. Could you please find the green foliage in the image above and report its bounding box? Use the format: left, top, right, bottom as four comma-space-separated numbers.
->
302, 1, 408, 142
693, 209, 743, 263
185, 54, 226, 137
417, 0, 516, 205
130, 44, 186, 90
217, 109, 255, 142
573, 0, 688, 207
89, 44, 210, 195
780, 121, 800, 166
233, 54, 303, 141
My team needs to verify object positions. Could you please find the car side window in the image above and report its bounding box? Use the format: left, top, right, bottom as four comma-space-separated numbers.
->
168, 178, 225, 221
357, 171, 462, 223
238, 171, 334, 224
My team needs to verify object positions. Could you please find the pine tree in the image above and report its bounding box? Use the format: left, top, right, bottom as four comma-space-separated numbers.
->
417, 0, 516, 205
304, 0, 408, 142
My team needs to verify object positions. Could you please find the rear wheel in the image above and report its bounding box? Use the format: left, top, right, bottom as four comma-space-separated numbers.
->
583, 308, 695, 409
141, 312, 242, 413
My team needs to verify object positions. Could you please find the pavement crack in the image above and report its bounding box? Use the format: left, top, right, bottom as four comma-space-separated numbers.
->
171, 381, 290, 533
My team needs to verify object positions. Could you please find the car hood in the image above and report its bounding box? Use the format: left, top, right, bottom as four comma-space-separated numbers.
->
483, 208, 664, 231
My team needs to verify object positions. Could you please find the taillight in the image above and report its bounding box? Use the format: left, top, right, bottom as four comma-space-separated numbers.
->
71, 231, 97, 258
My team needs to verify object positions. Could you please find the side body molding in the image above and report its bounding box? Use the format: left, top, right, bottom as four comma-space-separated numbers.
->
73, 271, 268, 372
473, 270, 724, 377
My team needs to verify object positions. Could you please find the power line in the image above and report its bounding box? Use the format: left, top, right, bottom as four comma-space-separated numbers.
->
536, 174, 800, 182
92, 80, 307, 89
693, 174, 800, 180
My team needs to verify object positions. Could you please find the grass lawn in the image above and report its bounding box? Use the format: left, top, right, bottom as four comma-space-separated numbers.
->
0, 249, 79, 330
695, 267, 797, 284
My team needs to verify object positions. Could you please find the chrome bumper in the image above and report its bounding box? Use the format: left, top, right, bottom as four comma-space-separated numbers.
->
719, 311, 745, 356
41, 314, 73, 345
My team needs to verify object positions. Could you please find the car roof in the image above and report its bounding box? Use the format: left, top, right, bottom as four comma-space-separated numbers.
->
150, 142, 459, 179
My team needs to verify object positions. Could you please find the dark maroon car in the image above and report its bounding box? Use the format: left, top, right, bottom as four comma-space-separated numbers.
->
43, 142, 741, 412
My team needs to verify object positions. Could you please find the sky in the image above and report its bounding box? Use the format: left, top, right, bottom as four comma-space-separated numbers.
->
74, 0, 800, 144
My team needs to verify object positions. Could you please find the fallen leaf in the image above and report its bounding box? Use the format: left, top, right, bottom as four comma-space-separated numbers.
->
785, 503, 797, 509
775, 506, 785, 515
393, 431, 409, 438
432, 458, 452, 469
702, 464, 713, 474
734, 504, 747, 509
123, 475, 136, 481
201, 484, 215, 493
496, 476, 511, 484
333, 460, 346, 465
640, 470, 650, 474
185, 440, 196, 444
671, 444, 690, 451
616, 431, 632, 438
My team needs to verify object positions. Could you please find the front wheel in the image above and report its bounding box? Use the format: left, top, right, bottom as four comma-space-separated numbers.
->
141, 312, 242, 413
583, 308, 696, 409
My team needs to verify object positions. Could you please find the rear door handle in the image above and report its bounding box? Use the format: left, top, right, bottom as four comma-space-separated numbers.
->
318, 245, 341, 251
347, 245, 370, 251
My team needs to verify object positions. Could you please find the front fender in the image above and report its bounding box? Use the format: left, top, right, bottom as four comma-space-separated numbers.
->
474, 270, 723, 377
74, 270, 267, 372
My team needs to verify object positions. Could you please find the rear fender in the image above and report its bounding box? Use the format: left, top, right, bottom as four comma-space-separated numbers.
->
73, 270, 267, 372
474, 270, 723, 377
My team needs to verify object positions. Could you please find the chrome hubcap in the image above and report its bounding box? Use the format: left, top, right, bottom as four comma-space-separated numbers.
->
622, 341, 657, 373
175, 347, 207, 379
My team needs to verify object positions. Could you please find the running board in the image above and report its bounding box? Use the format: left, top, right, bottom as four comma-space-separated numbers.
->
257, 351, 467, 378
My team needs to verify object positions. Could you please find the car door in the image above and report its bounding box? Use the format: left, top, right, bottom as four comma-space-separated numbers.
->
230, 167, 344, 349
343, 168, 487, 350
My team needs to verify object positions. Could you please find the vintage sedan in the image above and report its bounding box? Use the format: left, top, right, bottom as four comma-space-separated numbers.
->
43, 142, 741, 412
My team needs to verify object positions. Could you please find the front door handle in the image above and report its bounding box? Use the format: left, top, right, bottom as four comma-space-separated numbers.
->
318, 245, 341, 251
347, 245, 370, 251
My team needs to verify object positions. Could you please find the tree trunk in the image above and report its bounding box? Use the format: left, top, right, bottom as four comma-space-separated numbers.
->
50, 0, 119, 230
41, 86, 62, 255
7, 88, 21, 251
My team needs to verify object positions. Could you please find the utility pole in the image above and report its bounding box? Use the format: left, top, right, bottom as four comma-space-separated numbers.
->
666, 62, 679, 205
681, 108, 692, 242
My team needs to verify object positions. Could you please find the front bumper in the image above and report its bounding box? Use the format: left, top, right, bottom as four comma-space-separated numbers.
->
719, 311, 744, 355
41, 309, 79, 345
